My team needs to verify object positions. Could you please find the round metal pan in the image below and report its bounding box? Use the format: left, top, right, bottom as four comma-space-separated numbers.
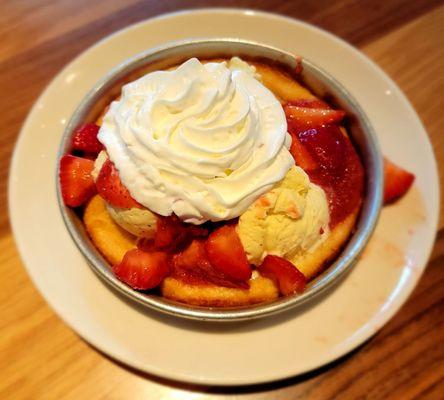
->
57, 39, 383, 321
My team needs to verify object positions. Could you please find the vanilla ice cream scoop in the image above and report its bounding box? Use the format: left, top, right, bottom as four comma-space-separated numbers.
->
237, 166, 330, 265
98, 57, 294, 224
106, 204, 157, 238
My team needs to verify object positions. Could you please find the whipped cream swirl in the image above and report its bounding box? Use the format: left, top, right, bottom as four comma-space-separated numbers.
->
98, 58, 294, 224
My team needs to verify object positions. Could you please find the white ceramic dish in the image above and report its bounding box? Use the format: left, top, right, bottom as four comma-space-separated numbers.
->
9, 9, 439, 386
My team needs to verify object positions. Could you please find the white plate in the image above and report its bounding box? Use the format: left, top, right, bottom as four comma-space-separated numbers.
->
9, 9, 439, 386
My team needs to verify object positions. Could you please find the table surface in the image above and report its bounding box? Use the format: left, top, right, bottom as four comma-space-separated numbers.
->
1, 1, 444, 399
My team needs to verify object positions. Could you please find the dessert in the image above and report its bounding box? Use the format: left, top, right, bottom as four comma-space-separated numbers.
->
59, 55, 414, 307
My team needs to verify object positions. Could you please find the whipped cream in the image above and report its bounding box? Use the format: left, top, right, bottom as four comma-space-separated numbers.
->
98, 57, 294, 224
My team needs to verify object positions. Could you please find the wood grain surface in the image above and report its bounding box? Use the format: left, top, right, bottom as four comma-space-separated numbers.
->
1, 1, 443, 399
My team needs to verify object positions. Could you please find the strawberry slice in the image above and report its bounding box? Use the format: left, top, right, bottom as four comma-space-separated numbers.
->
154, 216, 182, 250
383, 158, 415, 204
289, 132, 318, 171
154, 215, 208, 251
59, 154, 96, 207
172, 240, 248, 289
96, 159, 143, 209
173, 239, 209, 270
284, 103, 345, 128
287, 99, 330, 109
113, 248, 170, 290
137, 238, 157, 252
259, 255, 306, 295
71, 123, 103, 155
205, 225, 251, 281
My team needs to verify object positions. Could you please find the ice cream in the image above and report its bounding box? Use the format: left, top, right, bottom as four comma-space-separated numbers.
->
91, 150, 107, 181
237, 166, 330, 265
106, 204, 157, 238
98, 57, 294, 224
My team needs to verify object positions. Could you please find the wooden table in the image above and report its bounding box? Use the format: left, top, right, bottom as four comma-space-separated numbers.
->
1, 1, 443, 398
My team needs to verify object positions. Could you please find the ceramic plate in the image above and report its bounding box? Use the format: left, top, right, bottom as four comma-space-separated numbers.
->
9, 9, 439, 385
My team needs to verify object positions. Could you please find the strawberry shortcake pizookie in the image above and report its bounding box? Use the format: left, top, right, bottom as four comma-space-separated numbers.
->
59, 57, 414, 307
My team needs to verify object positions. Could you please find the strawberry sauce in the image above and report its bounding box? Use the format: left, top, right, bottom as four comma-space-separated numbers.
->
287, 119, 364, 228
169, 239, 249, 289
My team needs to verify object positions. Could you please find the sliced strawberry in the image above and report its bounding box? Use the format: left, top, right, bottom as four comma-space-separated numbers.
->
96, 159, 142, 209
188, 225, 209, 240
154, 215, 208, 251
258, 255, 306, 296
287, 98, 330, 109
205, 225, 251, 281
154, 216, 181, 250
136, 238, 157, 252
59, 154, 96, 207
289, 132, 318, 171
173, 239, 209, 270
284, 103, 345, 129
383, 158, 415, 204
113, 248, 170, 290
172, 240, 248, 289
71, 123, 103, 155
